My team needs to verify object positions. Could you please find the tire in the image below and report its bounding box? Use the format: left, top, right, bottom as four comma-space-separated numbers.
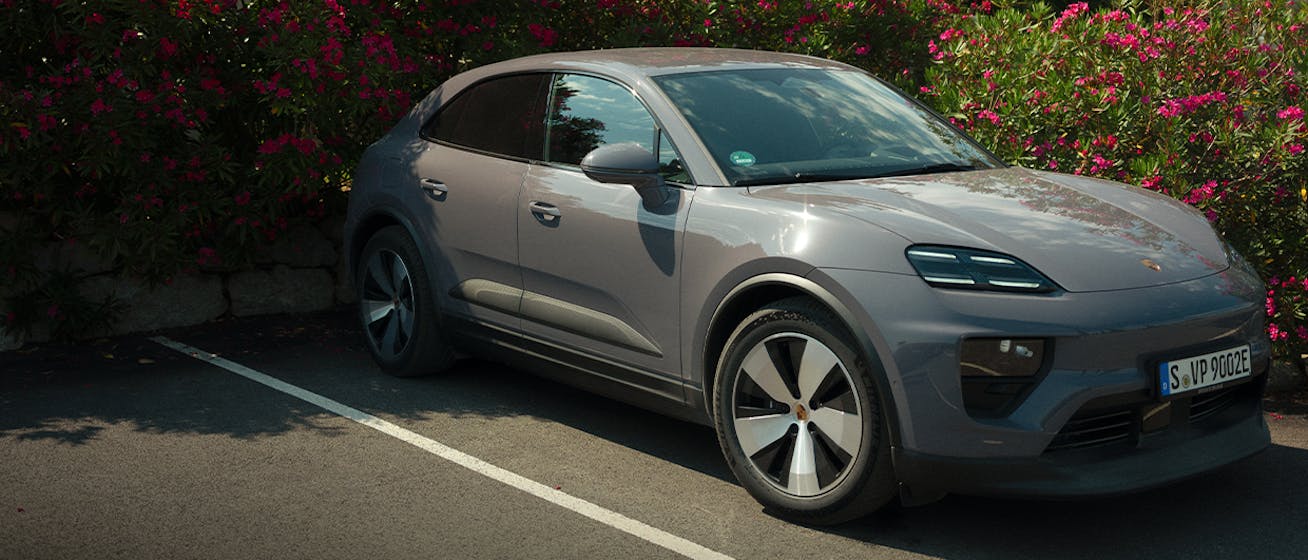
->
713, 297, 896, 525
355, 226, 455, 377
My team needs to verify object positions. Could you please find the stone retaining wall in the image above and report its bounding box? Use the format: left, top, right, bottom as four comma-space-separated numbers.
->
0, 217, 353, 351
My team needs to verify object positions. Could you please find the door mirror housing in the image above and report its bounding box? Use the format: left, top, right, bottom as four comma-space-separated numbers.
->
580, 143, 668, 208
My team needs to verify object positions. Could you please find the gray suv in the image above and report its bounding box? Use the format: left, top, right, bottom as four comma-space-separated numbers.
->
345, 48, 1270, 524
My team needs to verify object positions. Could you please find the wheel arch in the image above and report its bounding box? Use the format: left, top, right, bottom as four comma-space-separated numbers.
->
699, 272, 903, 449
347, 208, 431, 289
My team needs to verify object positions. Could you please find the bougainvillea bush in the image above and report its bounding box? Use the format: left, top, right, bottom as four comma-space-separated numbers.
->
921, 0, 1308, 358
1, 0, 1304, 360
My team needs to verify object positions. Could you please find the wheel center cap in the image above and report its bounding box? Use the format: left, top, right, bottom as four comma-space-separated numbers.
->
794, 403, 809, 422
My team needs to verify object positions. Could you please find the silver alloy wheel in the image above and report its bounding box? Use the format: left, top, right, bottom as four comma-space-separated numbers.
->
731, 332, 864, 497
360, 249, 415, 360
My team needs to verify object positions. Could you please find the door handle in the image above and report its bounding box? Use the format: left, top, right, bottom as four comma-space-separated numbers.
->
420, 178, 448, 200
529, 201, 562, 221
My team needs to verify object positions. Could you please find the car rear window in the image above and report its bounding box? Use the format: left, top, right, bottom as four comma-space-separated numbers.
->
424, 74, 548, 160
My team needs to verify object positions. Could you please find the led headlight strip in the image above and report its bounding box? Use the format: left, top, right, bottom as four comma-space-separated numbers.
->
905, 246, 1059, 293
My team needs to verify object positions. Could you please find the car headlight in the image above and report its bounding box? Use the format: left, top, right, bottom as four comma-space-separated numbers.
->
905, 245, 1058, 293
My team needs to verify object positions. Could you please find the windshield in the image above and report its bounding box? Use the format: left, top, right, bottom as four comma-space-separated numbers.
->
652, 68, 1002, 186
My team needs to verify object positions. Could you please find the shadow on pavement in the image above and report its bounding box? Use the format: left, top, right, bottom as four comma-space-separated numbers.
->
830, 441, 1308, 560
0, 309, 363, 445
0, 306, 734, 483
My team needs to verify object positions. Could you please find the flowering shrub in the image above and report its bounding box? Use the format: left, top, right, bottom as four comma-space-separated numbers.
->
921, 0, 1308, 358
0, 0, 941, 341
0, 0, 493, 339
1, 0, 1303, 360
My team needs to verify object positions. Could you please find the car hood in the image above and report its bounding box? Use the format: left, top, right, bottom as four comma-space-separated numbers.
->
748, 167, 1229, 292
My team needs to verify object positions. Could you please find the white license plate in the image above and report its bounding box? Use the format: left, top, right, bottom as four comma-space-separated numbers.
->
1158, 345, 1252, 398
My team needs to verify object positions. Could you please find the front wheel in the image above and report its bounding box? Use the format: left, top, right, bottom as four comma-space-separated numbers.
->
713, 297, 896, 524
356, 226, 455, 377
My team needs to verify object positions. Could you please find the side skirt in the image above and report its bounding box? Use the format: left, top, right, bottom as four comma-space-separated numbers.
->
446, 315, 712, 426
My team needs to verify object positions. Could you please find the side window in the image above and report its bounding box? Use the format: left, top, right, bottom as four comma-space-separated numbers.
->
546, 74, 657, 165
658, 131, 690, 183
424, 74, 547, 160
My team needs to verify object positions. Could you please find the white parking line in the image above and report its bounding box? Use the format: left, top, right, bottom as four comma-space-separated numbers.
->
151, 336, 735, 560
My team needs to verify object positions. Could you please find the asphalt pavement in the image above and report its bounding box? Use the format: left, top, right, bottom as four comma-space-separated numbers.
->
3, 307, 1307, 559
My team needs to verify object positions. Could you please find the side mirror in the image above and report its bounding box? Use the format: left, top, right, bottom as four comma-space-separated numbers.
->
580, 143, 667, 208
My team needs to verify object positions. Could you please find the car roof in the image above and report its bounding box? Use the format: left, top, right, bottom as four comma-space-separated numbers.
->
449, 47, 856, 87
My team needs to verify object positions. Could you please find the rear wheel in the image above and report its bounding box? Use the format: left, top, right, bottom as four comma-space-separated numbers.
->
713, 297, 896, 524
356, 226, 455, 377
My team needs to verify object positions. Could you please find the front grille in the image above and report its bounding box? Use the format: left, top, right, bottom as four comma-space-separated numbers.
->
1044, 378, 1262, 455
1045, 409, 1134, 452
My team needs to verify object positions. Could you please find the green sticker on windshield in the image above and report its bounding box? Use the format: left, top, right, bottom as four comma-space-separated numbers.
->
729, 151, 756, 167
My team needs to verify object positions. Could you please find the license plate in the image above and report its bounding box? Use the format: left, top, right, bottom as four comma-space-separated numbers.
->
1158, 345, 1252, 398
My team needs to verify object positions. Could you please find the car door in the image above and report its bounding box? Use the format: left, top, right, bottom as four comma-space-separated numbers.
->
517, 72, 695, 400
413, 73, 549, 327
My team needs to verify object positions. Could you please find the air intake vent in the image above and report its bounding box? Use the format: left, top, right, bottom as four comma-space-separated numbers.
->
1046, 409, 1134, 451
1190, 386, 1240, 423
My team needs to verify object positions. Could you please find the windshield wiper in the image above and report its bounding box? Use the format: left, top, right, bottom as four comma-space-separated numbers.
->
734, 172, 876, 187
874, 162, 978, 178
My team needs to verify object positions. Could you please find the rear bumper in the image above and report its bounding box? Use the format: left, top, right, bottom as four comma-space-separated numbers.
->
893, 377, 1271, 504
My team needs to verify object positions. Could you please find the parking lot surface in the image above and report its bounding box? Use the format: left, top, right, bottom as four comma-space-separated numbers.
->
4, 308, 1307, 559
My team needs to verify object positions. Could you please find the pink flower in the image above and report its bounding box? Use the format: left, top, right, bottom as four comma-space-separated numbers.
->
527, 23, 558, 47
1184, 180, 1217, 204
1157, 91, 1228, 118
1277, 106, 1304, 120
234, 191, 251, 206
90, 98, 112, 115
1052, 2, 1088, 33
158, 37, 178, 58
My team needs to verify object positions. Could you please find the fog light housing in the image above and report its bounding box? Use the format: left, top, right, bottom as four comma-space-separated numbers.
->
960, 338, 1050, 417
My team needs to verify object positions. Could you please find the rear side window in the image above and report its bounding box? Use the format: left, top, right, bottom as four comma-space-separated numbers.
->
424, 74, 548, 160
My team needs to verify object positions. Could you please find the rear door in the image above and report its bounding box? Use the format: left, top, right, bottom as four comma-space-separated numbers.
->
516, 73, 695, 400
414, 73, 549, 327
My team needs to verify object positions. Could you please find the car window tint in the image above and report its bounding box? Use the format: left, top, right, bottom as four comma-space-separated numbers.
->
425, 74, 547, 159
546, 74, 656, 165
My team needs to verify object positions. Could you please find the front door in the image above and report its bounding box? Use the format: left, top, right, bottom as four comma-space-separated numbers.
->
517, 73, 694, 400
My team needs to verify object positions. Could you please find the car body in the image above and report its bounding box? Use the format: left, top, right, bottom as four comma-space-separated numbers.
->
345, 48, 1271, 523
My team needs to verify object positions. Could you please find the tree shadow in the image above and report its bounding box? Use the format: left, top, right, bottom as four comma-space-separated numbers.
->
0, 311, 362, 445
0, 306, 733, 482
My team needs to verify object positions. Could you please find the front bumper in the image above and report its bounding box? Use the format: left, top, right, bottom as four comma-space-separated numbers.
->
893, 374, 1269, 504
814, 265, 1270, 502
